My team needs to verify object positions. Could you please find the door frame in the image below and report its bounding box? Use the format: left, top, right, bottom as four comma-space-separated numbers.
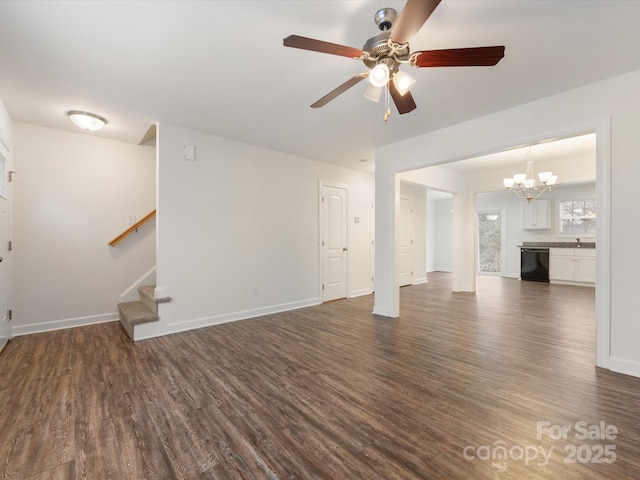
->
318, 181, 349, 302
398, 196, 414, 286
0, 127, 12, 352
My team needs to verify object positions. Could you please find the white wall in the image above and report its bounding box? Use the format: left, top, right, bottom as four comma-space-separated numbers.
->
428, 197, 453, 273
12, 123, 156, 334
476, 183, 596, 278
140, 123, 374, 339
375, 67, 640, 377
0, 99, 10, 149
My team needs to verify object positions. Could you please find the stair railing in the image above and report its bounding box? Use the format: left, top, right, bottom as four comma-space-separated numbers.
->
109, 210, 156, 246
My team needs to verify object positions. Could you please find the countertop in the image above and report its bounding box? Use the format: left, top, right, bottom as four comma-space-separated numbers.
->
519, 241, 596, 249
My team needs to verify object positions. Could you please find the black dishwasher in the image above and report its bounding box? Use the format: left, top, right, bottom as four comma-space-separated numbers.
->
520, 248, 550, 282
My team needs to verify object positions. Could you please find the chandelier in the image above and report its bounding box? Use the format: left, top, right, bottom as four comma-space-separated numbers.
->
503, 148, 557, 202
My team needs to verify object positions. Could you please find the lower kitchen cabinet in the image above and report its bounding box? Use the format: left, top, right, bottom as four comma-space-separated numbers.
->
549, 248, 596, 285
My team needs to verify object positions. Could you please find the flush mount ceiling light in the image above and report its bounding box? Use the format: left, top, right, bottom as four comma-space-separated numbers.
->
67, 111, 107, 131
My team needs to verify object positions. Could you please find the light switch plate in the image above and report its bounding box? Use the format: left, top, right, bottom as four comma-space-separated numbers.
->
184, 144, 195, 161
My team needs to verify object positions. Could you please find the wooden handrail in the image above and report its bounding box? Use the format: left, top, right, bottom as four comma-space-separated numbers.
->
109, 210, 156, 246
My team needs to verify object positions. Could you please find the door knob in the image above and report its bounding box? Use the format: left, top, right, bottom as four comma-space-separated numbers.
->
343, 247, 348, 251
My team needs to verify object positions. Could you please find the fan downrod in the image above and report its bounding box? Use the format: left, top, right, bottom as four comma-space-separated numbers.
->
374, 8, 397, 31
362, 8, 409, 72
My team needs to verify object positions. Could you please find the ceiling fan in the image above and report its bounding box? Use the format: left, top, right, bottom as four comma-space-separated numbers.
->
283, 0, 505, 120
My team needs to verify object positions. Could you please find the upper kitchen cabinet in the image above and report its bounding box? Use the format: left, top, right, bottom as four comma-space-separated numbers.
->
522, 199, 550, 230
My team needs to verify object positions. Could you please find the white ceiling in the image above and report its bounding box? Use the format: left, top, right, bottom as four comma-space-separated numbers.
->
1, 1, 638, 173
440, 132, 596, 175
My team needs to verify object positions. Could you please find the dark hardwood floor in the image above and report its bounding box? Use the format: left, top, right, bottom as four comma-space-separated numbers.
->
2, 273, 640, 479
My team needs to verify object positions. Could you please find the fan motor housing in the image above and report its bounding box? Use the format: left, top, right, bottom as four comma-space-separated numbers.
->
362, 31, 410, 73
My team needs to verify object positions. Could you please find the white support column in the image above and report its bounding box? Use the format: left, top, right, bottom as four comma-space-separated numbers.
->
451, 191, 477, 293
373, 164, 400, 317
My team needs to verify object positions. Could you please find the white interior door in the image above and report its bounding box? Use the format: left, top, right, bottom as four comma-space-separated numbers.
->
0, 151, 10, 351
322, 185, 347, 302
399, 197, 414, 287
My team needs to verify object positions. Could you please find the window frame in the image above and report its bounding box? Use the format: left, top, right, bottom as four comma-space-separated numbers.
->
557, 197, 597, 237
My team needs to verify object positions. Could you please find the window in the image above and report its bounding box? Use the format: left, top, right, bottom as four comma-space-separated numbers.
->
559, 199, 596, 234
478, 211, 504, 274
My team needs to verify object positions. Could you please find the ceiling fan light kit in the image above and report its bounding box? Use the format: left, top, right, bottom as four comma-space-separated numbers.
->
392, 70, 416, 96
369, 63, 390, 87
283, 0, 505, 120
364, 84, 383, 102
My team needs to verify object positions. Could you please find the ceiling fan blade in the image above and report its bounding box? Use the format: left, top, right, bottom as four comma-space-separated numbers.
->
389, 80, 417, 114
283, 35, 364, 59
410, 46, 505, 67
311, 73, 369, 108
390, 0, 441, 45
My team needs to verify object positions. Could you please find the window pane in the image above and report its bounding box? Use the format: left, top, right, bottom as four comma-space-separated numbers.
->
559, 199, 596, 234
478, 212, 501, 273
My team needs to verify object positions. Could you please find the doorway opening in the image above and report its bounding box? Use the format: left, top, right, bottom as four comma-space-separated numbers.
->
477, 210, 505, 275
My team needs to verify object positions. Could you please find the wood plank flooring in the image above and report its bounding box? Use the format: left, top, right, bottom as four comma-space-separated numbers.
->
2, 273, 640, 479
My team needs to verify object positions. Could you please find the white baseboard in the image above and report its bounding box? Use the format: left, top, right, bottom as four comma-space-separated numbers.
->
134, 297, 322, 341
413, 277, 428, 285
349, 288, 372, 298
13, 312, 119, 337
550, 279, 595, 287
372, 306, 396, 318
428, 267, 452, 273
609, 356, 640, 379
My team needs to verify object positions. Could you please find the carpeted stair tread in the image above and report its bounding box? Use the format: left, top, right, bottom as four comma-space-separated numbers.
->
118, 300, 159, 326
118, 284, 169, 341
138, 285, 156, 301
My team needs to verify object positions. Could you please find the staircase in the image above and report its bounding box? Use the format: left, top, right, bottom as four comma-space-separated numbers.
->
118, 285, 169, 340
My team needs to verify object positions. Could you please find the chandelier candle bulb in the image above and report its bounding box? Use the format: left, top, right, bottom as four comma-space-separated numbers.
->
538, 171, 553, 183
514, 173, 527, 185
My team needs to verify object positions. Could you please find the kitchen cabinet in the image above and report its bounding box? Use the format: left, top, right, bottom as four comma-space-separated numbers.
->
522, 199, 550, 230
549, 248, 596, 284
